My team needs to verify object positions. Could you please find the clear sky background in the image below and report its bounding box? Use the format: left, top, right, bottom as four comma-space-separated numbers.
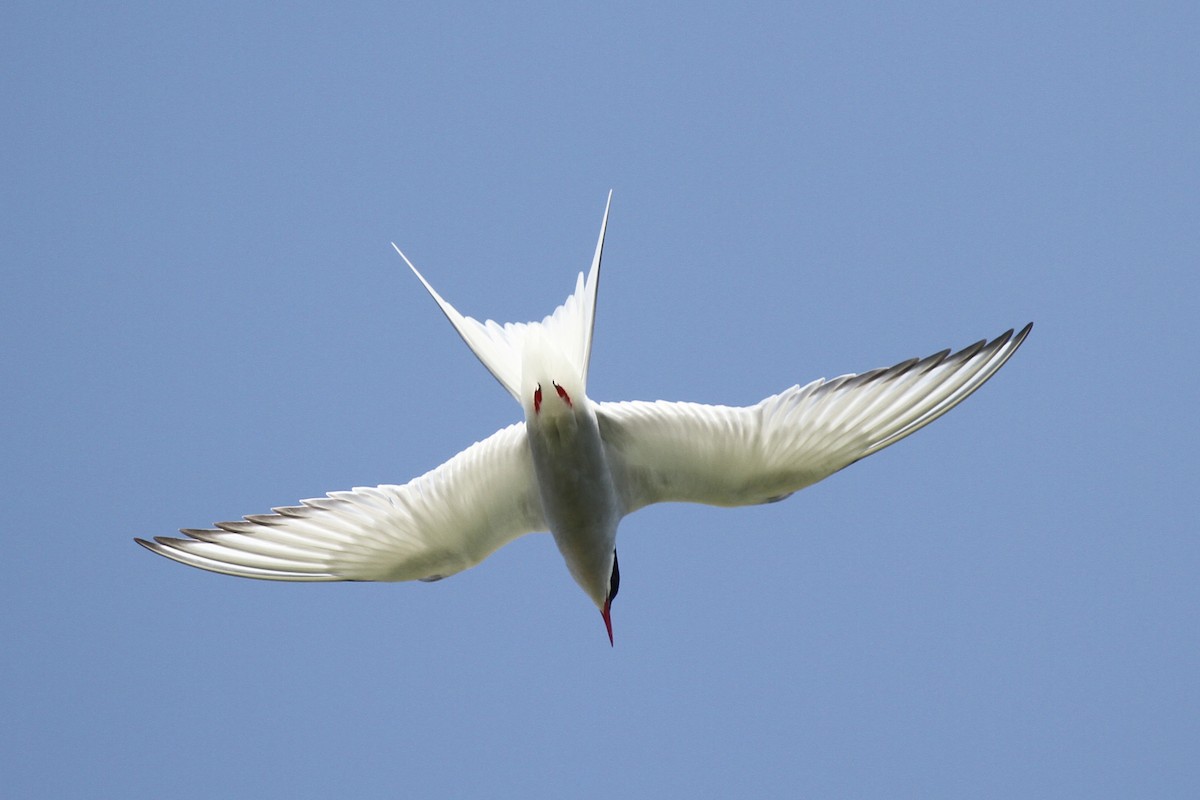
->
3, 2, 1197, 797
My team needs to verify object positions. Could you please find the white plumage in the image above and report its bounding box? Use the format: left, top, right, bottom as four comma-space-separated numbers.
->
138, 193, 1030, 642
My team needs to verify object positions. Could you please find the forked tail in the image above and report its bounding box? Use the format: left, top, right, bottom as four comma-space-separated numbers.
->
392, 192, 611, 403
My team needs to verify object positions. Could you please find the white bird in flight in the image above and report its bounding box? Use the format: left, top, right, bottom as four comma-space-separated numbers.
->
137, 193, 1031, 644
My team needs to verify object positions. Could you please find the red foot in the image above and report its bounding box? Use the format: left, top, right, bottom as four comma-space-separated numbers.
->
552, 382, 572, 407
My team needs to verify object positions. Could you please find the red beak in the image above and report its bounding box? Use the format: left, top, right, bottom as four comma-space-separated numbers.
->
601, 599, 614, 646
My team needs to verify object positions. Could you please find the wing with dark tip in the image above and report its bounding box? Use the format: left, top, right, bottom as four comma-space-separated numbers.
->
136, 423, 546, 582
598, 324, 1032, 513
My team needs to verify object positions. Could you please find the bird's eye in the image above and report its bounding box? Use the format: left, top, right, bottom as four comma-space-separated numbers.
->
608, 550, 620, 601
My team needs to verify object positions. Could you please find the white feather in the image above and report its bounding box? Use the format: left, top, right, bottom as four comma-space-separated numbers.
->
137, 423, 545, 582
391, 191, 609, 402
597, 325, 1031, 513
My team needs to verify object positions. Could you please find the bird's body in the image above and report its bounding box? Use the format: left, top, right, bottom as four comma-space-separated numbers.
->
528, 391, 621, 615
138, 194, 1031, 643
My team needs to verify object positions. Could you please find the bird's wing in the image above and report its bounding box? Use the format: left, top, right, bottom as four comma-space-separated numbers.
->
136, 423, 546, 582
598, 324, 1031, 513
392, 192, 611, 401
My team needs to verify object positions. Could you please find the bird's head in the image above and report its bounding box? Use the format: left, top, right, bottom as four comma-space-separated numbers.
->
562, 546, 621, 646
600, 549, 620, 646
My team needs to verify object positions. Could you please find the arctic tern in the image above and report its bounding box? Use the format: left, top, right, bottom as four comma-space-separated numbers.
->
137, 193, 1031, 644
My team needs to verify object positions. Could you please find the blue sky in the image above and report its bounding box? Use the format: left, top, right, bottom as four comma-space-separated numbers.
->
3, 2, 1197, 797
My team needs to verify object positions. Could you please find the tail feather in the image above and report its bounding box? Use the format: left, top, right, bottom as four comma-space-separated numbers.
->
392, 192, 611, 403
